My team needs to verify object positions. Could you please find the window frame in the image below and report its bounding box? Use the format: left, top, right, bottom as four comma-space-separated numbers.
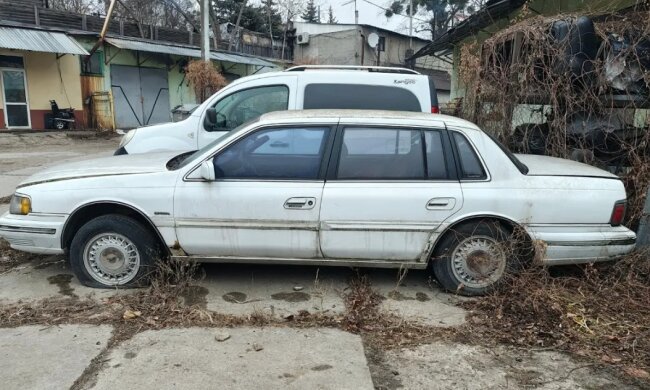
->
207, 123, 337, 182
80, 51, 104, 76
326, 124, 458, 182
203, 84, 290, 133
447, 129, 490, 181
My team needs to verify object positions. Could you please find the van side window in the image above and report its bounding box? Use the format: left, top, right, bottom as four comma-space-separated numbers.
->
206, 85, 289, 132
303, 84, 421, 111
452, 132, 487, 180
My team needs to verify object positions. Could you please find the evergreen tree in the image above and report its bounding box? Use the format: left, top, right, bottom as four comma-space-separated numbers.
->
301, 0, 319, 23
385, 0, 477, 40
327, 5, 337, 24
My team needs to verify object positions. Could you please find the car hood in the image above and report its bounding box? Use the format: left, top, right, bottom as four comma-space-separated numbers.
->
18, 152, 180, 188
515, 154, 618, 178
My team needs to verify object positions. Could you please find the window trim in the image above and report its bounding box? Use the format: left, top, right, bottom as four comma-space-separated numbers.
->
326, 124, 458, 182
202, 84, 290, 133
193, 123, 337, 182
448, 130, 490, 181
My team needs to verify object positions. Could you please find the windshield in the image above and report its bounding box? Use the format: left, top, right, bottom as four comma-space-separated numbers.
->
169, 119, 259, 170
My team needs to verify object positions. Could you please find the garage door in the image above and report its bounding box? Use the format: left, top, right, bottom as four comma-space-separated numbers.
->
111, 65, 170, 129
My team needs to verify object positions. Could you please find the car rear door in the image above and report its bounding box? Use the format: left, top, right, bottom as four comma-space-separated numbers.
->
318, 119, 462, 262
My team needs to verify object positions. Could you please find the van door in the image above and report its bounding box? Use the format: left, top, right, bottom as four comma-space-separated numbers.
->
197, 76, 297, 148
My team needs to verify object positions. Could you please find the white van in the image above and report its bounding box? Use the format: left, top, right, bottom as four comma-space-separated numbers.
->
115, 65, 440, 155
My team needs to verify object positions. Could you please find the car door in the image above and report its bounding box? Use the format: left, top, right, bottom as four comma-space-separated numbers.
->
197, 76, 298, 148
174, 124, 334, 258
319, 124, 463, 262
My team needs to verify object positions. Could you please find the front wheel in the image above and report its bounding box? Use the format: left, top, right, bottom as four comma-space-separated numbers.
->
431, 221, 511, 296
69, 215, 160, 288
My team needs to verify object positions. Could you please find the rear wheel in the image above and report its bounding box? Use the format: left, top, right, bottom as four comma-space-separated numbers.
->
69, 214, 160, 288
431, 221, 510, 296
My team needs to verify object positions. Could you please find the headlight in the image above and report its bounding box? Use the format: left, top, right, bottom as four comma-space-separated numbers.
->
10, 194, 31, 215
119, 130, 136, 148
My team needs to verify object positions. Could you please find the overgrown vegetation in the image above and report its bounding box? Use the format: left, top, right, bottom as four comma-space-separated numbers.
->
459, 7, 650, 226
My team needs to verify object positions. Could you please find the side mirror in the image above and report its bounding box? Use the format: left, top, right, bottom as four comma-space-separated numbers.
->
199, 160, 216, 181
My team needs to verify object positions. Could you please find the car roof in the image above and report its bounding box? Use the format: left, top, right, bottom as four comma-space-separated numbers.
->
258, 109, 481, 130
229, 68, 429, 85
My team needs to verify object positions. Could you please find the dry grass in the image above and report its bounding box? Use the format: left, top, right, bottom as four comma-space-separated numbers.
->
0, 239, 36, 274
458, 250, 650, 380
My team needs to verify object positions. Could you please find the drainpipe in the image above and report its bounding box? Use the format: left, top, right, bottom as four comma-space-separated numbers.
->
359, 29, 365, 66
87, 0, 117, 60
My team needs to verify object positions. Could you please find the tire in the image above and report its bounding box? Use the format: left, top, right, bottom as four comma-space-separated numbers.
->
431, 221, 511, 296
69, 214, 161, 288
55, 120, 66, 130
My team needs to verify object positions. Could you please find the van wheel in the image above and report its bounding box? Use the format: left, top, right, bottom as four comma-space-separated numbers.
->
69, 215, 160, 288
431, 221, 509, 296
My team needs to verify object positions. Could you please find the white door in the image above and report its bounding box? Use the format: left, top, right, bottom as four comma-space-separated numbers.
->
197, 77, 297, 148
1, 69, 30, 129
174, 125, 333, 258
319, 126, 463, 261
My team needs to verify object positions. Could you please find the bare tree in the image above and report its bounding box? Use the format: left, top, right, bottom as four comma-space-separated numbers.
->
49, 0, 101, 13
277, 0, 304, 59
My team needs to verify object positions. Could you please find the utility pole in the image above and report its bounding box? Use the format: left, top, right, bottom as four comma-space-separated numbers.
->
200, 0, 210, 61
408, 0, 413, 48
355, 0, 358, 24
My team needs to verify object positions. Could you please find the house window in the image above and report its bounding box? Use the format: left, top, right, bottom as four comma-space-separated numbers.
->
80, 52, 104, 76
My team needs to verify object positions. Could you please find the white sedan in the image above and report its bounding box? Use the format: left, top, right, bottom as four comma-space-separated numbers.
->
0, 110, 636, 295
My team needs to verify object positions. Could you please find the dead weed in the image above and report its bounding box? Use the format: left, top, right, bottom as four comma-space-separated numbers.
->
459, 250, 650, 381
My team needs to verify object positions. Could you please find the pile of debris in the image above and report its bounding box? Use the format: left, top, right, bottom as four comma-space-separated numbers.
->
459, 10, 650, 226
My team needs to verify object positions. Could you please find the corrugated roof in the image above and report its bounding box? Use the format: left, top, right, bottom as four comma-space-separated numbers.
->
105, 37, 276, 67
0, 27, 88, 55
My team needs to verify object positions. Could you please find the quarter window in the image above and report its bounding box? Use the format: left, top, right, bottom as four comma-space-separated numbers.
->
452, 132, 486, 179
206, 85, 289, 132
213, 126, 329, 180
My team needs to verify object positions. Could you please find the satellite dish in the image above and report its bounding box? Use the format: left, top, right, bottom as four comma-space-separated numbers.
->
367, 33, 379, 48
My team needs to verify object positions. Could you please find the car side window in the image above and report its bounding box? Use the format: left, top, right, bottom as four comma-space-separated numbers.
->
303, 84, 421, 111
205, 85, 289, 132
452, 132, 487, 179
337, 127, 425, 180
213, 127, 330, 180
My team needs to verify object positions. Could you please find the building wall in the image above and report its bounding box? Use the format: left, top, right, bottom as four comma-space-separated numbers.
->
0, 50, 84, 129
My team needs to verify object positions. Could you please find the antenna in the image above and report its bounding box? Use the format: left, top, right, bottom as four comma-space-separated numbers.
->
342, 0, 359, 24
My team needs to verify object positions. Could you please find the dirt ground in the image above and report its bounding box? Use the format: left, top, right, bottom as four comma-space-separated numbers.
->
0, 133, 646, 389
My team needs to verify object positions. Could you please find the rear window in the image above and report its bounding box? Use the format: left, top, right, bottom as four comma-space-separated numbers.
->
303, 84, 421, 111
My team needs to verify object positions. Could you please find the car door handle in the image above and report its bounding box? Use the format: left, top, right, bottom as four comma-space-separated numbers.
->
284, 197, 316, 210
426, 197, 456, 210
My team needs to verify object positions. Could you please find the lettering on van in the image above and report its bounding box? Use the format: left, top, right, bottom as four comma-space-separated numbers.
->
394, 78, 416, 85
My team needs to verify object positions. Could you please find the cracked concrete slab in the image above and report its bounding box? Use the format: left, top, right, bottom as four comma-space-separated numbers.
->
0, 325, 112, 390
192, 263, 349, 318
91, 327, 373, 390
368, 268, 467, 327
380, 342, 632, 390
0, 256, 134, 303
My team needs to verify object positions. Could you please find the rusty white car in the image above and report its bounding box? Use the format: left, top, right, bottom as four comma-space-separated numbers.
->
0, 110, 636, 295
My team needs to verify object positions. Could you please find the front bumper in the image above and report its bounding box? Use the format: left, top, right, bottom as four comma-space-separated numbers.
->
0, 212, 66, 254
